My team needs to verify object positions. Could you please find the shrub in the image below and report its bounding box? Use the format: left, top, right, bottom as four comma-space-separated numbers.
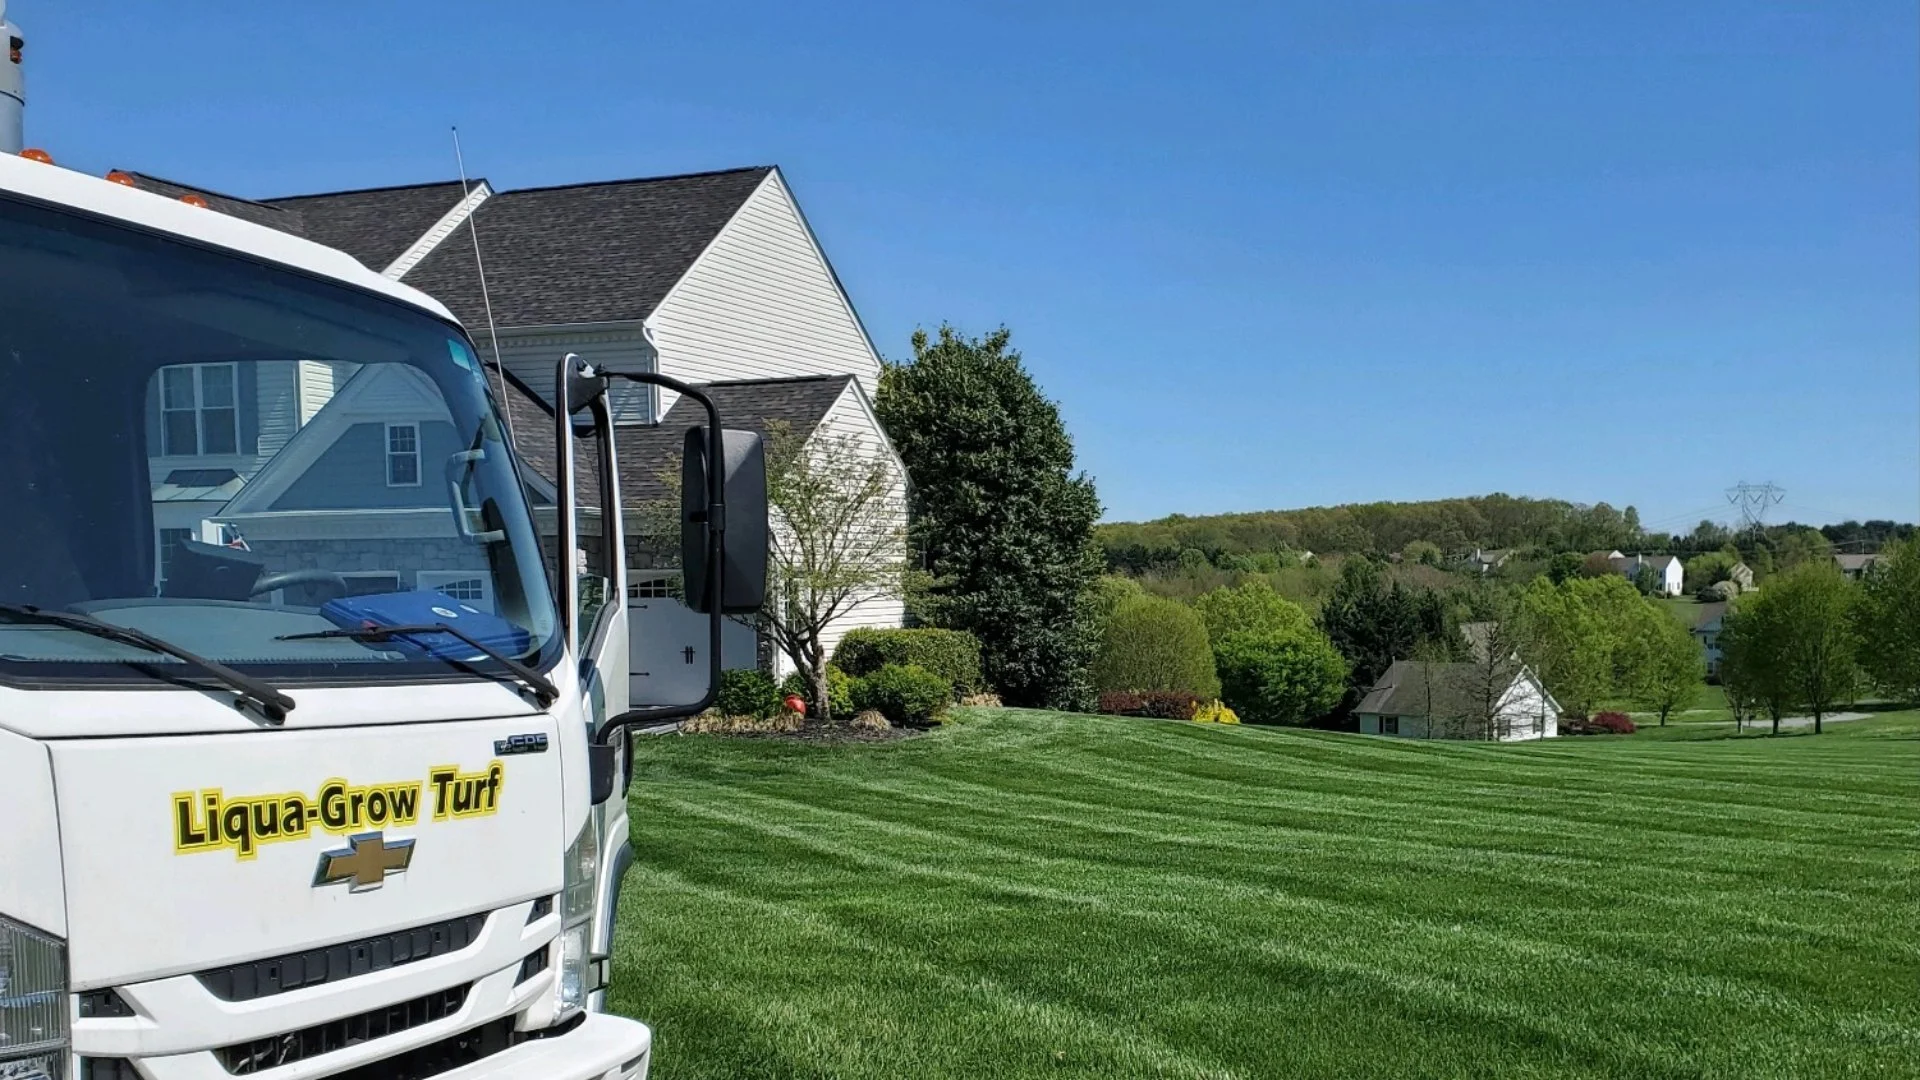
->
1192, 700, 1240, 724
849, 664, 952, 726
1214, 627, 1348, 726
1097, 690, 1202, 720
832, 628, 983, 696
1092, 595, 1220, 698
848, 710, 892, 732
780, 665, 855, 718
958, 691, 1004, 708
716, 669, 781, 720
1697, 580, 1740, 602
1592, 711, 1637, 734
1565, 711, 1637, 736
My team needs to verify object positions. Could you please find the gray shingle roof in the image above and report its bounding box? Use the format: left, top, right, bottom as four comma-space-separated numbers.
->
127, 166, 773, 332
1356, 659, 1522, 719
504, 372, 852, 509
263, 181, 473, 272
118, 172, 302, 232
403, 167, 773, 328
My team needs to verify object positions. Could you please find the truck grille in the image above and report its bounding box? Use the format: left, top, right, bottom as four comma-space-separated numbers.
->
197, 913, 488, 1001
215, 983, 470, 1075
326, 1016, 519, 1080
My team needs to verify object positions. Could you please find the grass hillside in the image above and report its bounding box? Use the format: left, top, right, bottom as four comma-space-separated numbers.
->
610, 710, 1920, 1079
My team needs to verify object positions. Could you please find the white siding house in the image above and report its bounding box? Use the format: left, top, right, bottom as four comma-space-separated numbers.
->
647, 171, 883, 414
1355, 660, 1560, 741
124, 164, 909, 702
1604, 552, 1684, 597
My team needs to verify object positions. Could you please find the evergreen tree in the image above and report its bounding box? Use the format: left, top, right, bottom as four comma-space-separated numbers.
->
876, 326, 1102, 709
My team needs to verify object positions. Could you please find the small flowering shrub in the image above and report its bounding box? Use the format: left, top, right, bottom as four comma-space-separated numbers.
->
1565, 711, 1637, 736
1591, 711, 1637, 735
1192, 700, 1240, 725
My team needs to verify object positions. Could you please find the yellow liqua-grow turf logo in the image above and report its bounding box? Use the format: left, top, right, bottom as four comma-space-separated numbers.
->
172, 762, 505, 859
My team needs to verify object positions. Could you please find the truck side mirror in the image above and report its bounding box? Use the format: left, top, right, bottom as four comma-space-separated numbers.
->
680, 426, 768, 615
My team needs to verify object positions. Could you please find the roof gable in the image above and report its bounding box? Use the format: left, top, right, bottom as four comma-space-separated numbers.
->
220, 364, 452, 515
263, 181, 474, 273
403, 167, 774, 329
1356, 659, 1538, 719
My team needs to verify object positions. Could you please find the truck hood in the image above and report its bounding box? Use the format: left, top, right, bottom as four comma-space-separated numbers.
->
49, 713, 568, 986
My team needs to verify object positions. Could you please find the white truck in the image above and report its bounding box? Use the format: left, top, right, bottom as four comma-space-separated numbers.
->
0, 10, 771, 1077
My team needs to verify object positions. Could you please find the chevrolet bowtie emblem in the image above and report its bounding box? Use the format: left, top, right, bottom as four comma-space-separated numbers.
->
314, 832, 415, 892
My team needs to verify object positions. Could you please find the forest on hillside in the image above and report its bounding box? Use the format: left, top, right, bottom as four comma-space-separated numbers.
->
1097, 495, 1913, 578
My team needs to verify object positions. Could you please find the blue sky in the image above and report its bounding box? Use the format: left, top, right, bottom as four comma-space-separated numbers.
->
22, 1, 1919, 529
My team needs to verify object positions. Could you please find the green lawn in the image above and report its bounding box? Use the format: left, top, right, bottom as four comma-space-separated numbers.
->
610, 710, 1920, 1079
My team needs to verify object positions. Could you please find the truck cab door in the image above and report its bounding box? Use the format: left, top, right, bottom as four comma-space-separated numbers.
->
555, 356, 630, 1012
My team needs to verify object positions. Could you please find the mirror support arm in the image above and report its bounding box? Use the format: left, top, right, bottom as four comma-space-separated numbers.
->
578, 370, 727, 749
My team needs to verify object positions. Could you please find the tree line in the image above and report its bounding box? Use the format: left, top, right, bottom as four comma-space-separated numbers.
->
1098, 503, 1912, 577
756, 320, 1920, 730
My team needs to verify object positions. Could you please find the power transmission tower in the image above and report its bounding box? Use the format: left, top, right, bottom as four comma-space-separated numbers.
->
1726, 482, 1785, 530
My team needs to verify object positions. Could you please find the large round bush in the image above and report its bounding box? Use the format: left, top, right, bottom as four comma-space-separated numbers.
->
1092, 594, 1220, 698
849, 664, 951, 725
832, 628, 983, 697
1214, 627, 1347, 725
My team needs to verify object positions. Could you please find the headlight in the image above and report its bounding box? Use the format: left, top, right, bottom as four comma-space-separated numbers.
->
0, 915, 66, 1080
555, 817, 599, 1018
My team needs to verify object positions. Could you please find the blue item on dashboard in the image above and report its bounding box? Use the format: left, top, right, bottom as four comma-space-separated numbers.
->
319, 589, 530, 660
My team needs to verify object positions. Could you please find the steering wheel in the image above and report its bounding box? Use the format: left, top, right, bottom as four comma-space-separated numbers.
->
250, 569, 350, 599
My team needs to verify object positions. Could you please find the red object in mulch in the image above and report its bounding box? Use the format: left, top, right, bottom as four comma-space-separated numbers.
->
783, 694, 807, 716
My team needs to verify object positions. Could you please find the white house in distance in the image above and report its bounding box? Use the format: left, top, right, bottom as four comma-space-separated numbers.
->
1355, 659, 1560, 741
1597, 551, 1684, 596
120, 165, 907, 702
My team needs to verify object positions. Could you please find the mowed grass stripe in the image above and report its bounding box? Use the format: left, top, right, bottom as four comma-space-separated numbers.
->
615, 708, 1920, 1079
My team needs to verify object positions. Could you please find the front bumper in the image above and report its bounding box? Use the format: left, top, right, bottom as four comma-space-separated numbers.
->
445, 1013, 652, 1080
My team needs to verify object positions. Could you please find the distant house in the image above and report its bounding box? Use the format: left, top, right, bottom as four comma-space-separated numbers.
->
1603, 552, 1683, 597
125, 165, 905, 701
1835, 554, 1882, 581
1727, 562, 1756, 592
1467, 547, 1512, 574
1355, 659, 1560, 741
1686, 601, 1731, 679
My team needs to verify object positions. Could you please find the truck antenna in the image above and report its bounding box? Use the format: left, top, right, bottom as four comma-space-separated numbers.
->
453, 126, 514, 445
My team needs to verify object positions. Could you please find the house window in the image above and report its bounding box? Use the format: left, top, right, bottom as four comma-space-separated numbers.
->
386, 423, 420, 486
627, 576, 675, 600
435, 578, 486, 602
1381, 716, 1399, 735
160, 363, 239, 457
416, 571, 494, 613
156, 527, 192, 587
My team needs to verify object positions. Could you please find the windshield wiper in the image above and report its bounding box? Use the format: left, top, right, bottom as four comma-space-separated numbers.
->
0, 603, 296, 722
277, 623, 558, 708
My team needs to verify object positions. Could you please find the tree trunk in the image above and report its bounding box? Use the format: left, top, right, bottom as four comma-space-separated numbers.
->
806, 633, 831, 723
1813, 707, 1822, 735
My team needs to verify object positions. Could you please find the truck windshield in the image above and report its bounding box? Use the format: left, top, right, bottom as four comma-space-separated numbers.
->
0, 193, 559, 686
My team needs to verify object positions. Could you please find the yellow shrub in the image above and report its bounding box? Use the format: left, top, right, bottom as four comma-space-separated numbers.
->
1192, 700, 1240, 725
